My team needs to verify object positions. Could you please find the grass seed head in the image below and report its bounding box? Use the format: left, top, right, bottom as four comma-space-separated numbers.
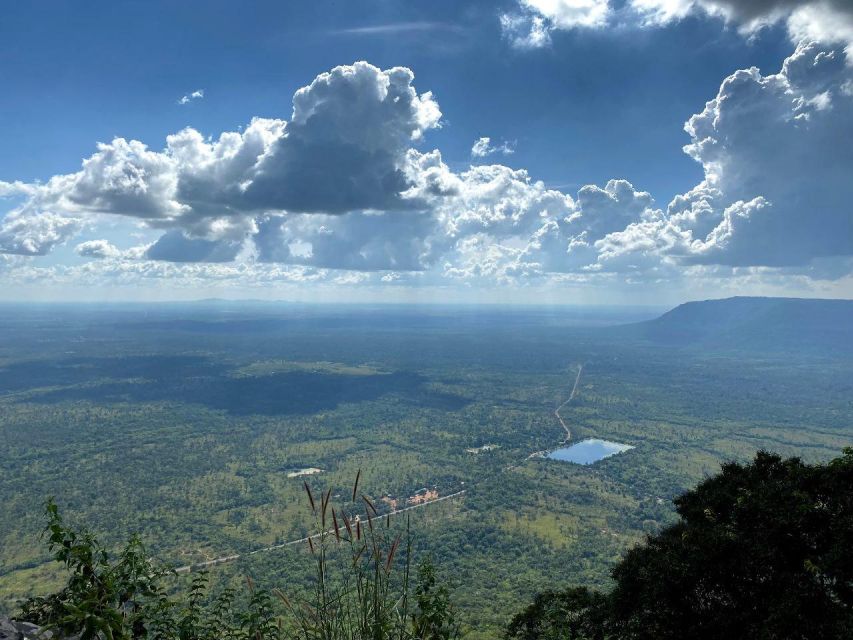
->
385, 536, 401, 572
321, 488, 331, 527
352, 469, 361, 502
362, 495, 378, 516
342, 511, 353, 538
304, 482, 316, 513
273, 588, 292, 609
332, 508, 341, 542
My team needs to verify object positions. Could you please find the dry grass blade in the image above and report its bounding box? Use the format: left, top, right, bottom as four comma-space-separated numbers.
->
341, 510, 353, 538
273, 588, 292, 609
362, 494, 378, 516
385, 535, 401, 572
321, 488, 331, 527
304, 481, 316, 513
352, 469, 361, 502
300, 602, 320, 623
352, 543, 366, 567
307, 536, 315, 555
332, 508, 341, 542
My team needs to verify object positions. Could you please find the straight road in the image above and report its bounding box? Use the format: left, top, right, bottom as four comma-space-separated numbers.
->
175, 490, 467, 574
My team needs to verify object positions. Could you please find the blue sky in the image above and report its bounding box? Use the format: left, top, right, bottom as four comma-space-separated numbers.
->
1, 0, 851, 304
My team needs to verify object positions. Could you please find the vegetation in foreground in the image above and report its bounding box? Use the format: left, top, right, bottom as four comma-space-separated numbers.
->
17, 450, 853, 639
507, 449, 853, 639
19, 474, 458, 640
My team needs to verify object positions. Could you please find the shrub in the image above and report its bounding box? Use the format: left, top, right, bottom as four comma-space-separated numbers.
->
20, 472, 458, 640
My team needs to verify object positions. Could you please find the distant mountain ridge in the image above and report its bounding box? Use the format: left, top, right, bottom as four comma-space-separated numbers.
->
623, 296, 853, 354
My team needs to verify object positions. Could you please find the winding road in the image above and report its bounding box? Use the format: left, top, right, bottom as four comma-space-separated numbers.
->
554, 364, 584, 443
506, 364, 584, 466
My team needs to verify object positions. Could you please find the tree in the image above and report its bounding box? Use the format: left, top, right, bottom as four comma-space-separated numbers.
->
508, 449, 853, 639
506, 588, 607, 640
411, 557, 458, 640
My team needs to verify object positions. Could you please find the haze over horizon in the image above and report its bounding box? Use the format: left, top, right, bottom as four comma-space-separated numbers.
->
2, 0, 852, 304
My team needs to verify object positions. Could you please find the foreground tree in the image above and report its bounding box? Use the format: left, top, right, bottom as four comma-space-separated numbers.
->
508, 449, 853, 640
505, 588, 607, 640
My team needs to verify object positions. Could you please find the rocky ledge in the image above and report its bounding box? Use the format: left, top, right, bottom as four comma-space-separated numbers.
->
0, 618, 65, 640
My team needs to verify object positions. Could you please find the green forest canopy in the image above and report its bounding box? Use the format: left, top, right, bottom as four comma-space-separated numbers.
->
17, 449, 853, 639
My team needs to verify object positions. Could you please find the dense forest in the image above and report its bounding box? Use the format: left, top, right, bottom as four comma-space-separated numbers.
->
14, 450, 853, 639
1, 302, 852, 637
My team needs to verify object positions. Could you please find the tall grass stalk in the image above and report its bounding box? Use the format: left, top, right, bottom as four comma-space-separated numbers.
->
281, 472, 418, 640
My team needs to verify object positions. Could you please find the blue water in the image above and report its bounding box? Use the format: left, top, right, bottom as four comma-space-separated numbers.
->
547, 439, 634, 465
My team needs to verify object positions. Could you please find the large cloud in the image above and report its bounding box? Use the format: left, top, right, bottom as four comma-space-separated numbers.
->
0, 62, 440, 256
504, 0, 853, 50
631, 0, 853, 48
438, 176, 661, 278
244, 63, 440, 214
677, 42, 853, 266
572, 42, 853, 273
423, 165, 658, 279
169, 63, 441, 220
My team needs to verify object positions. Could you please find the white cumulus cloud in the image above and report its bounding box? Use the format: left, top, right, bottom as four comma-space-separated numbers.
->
471, 137, 516, 157
571, 41, 853, 275
502, 0, 611, 47
0, 210, 83, 256
178, 89, 204, 105
75, 239, 122, 259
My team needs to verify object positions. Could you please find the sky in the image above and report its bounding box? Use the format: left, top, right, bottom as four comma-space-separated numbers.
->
0, 0, 852, 305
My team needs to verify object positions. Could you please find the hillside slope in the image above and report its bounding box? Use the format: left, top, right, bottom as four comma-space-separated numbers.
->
622, 296, 853, 354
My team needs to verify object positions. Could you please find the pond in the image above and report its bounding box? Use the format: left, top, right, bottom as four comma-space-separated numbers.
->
547, 439, 634, 465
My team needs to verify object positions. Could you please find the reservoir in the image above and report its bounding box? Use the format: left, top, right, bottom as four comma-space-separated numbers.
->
547, 439, 634, 465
